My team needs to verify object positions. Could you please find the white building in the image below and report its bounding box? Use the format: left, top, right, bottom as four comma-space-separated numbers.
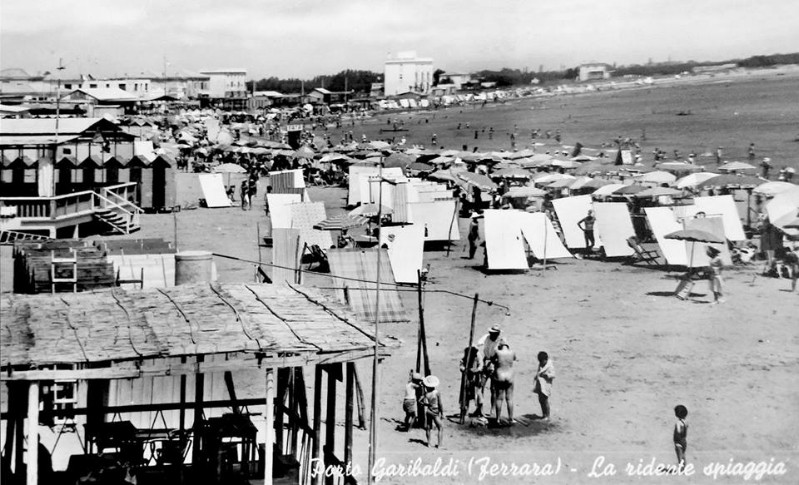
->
61, 76, 152, 94
384, 52, 433, 96
438, 72, 471, 90
578, 64, 612, 82
199, 69, 248, 98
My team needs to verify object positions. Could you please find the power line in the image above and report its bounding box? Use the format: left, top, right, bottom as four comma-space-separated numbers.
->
211, 252, 512, 314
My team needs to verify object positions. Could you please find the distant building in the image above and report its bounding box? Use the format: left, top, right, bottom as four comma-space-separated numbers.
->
199, 69, 248, 98
61, 76, 152, 95
438, 72, 471, 90
578, 63, 612, 82
148, 70, 211, 99
384, 52, 433, 96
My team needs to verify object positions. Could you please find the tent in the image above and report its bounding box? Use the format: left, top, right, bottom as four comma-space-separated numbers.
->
517, 212, 573, 260
684, 217, 733, 266
593, 202, 635, 257
271, 228, 301, 284
693, 195, 746, 241
380, 224, 425, 284
267, 193, 302, 228
552, 195, 593, 249
407, 199, 460, 241
675, 172, 718, 189
483, 210, 528, 270
198, 173, 232, 207
290, 202, 333, 249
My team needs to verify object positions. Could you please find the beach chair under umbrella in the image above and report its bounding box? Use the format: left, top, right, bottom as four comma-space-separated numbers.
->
313, 214, 369, 231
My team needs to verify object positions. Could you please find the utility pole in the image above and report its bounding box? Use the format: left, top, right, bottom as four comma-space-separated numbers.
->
52, 58, 66, 196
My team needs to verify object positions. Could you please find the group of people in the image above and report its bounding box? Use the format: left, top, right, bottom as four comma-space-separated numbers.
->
399, 325, 555, 448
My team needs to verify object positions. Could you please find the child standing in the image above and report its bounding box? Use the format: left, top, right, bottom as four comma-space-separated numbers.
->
673, 405, 689, 472
707, 247, 725, 304
533, 351, 555, 420
401, 372, 422, 431
421, 376, 444, 448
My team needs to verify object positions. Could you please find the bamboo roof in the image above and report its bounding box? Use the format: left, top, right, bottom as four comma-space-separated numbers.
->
1, 283, 390, 374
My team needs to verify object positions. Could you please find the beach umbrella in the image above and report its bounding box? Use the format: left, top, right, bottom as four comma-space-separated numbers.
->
592, 183, 628, 196
753, 181, 797, 197
547, 178, 578, 189
637, 171, 677, 184
613, 184, 646, 195
675, 172, 718, 189
718, 161, 757, 172
573, 160, 615, 176
551, 159, 580, 169
571, 154, 597, 162
781, 217, 799, 229
293, 146, 315, 159
313, 214, 369, 231
428, 169, 460, 184
503, 186, 547, 198
214, 162, 247, 186
580, 178, 614, 190
534, 173, 574, 184
456, 171, 498, 192
568, 176, 598, 191
696, 174, 765, 190
492, 167, 532, 179
428, 156, 456, 166
509, 149, 535, 159
767, 187, 799, 228
350, 204, 393, 217
656, 161, 704, 175
383, 152, 415, 168
665, 229, 725, 269
408, 162, 435, 173
634, 186, 683, 198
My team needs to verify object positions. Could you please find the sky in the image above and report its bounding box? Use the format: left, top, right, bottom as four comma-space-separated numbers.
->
1, 0, 797, 80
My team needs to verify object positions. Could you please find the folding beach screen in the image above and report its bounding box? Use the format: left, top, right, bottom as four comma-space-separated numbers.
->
552, 195, 593, 249
269, 169, 305, 192
693, 195, 746, 241
327, 248, 409, 323
483, 210, 528, 270
290, 201, 333, 249
518, 212, 573, 260
407, 199, 460, 241
267, 193, 302, 228
271, 228, 301, 284
198, 173, 232, 207
380, 224, 425, 284
392, 182, 411, 223
347, 166, 404, 206
593, 202, 635, 257
644, 207, 689, 266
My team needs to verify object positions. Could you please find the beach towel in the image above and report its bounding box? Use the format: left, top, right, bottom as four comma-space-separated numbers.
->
534, 359, 555, 396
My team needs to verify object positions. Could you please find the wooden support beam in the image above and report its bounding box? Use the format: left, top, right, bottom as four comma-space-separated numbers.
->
26, 381, 39, 485
325, 364, 339, 485
223, 371, 240, 415
275, 368, 288, 455
264, 367, 275, 485
191, 355, 204, 466
344, 363, 355, 469
312, 365, 323, 485
2, 348, 391, 382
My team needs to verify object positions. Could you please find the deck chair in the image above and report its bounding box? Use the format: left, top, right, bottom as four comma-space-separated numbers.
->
301, 243, 329, 273
626, 236, 659, 266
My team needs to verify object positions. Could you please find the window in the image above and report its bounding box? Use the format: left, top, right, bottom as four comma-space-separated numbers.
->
106, 83, 110, 88
72, 169, 83, 183
62, 148, 72, 155
52, 381, 78, 422
23, 169, 36, 183
89, 83, 97, 88
119, 84, 126, 91
64, 83, 72, 89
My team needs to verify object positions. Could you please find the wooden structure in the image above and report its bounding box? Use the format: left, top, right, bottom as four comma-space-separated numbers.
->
1, 282, 393, 485
12, 240, 116, 294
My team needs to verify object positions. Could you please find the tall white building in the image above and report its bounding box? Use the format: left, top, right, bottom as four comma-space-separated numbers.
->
199, 68, 248, 98
384, 52, 433, 96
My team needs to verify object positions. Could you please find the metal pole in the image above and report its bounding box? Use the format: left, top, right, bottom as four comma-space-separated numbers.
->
367, 164, 384, 485
460, 293, 479, 423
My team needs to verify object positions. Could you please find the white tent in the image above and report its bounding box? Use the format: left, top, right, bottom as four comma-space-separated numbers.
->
644, 207, 689, 266
692, 195, 746, 241
593, 202, 635, 257
483, 210, 528, 270
198, 173, 232, 207
407, 199, 460, 241
267, 194, 302, 228
380, 224, 425, 284
552, 195, 593, 249
517, 212, 573, 260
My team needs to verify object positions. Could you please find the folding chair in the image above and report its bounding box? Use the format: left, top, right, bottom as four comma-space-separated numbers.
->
626, 236, 660, 266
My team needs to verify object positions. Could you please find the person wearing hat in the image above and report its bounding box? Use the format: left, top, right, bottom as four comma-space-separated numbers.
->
401, 372, 423, 431
420, 375, 443, 447
760, 157, 772, 179
706, 246, 725, 304
477, 324, 506, 412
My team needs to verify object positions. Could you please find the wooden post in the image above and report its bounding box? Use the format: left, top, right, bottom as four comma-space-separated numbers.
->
173, 211, 179, 252
325, 364, 339, 477
417, 271, 431, 377
275, 369, 287, 455
179, 357, 187, 434
459, 293, 480, 424
264, 367, 275, 485
344, 363, 355, 470
353, 369, 366, 430
312, 365, 323, 485
26, 381, 39, 485
191, 356, 205, 466
415, 270, 423, 374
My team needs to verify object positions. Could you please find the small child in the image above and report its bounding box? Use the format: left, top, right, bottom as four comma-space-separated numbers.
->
401, 372, 422, 431
533, 351, 555, 420
421, 376, 443, 448
673, 405, 688, 472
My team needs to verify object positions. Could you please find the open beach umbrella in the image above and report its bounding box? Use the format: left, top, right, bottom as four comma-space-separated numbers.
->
551, 159, 581, 169
456, 171, 498, 192
637, 171, 677, 184
675, 172, 718, 189
408, 162, 435, 173
656, 162, 704, 175
383, 152, 415, 168
350, 204, 393, 217
718, 161, 757, 172
753, 181, 797, 197
492, 167, 532, 179
214, 162, 247, 186
428, 169, 461, 184
613, 184, 646, 195
580, 178, 614, 190
547, 177, 578, 189
313, 214, 369, 231
293, 146, 315, 159
665, 229, 725, 269
696, 174, 765, 190
592, 183, 628, 196
634, 186, 683, 198
573, 160, 615, 176
503, 186, 547, 198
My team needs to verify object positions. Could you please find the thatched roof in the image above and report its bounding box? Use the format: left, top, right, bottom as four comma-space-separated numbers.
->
1, 283, 390, 376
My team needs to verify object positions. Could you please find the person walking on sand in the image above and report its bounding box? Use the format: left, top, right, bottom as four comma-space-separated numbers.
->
420, 376, 443, 447
533, 351, 555, 420
707, 246, 725, 304
467, 212, 481, 259
491, 343, 516, 425
673, 405, 689, 472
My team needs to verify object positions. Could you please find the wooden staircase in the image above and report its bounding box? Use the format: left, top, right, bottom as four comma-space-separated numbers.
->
94, 207, 141, 234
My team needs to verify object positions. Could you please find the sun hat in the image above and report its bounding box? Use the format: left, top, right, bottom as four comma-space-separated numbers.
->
423, 375, 440, 388
488, 324, 501, 333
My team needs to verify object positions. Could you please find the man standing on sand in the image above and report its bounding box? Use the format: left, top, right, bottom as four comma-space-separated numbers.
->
716, 146, 723, 165
477, 325, 506, 414
577, 209, 596, 253
491, 343, 516, 425
467, 213, 481, 259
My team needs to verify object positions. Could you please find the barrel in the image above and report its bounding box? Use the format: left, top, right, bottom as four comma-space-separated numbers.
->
175, 250, 213, 285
